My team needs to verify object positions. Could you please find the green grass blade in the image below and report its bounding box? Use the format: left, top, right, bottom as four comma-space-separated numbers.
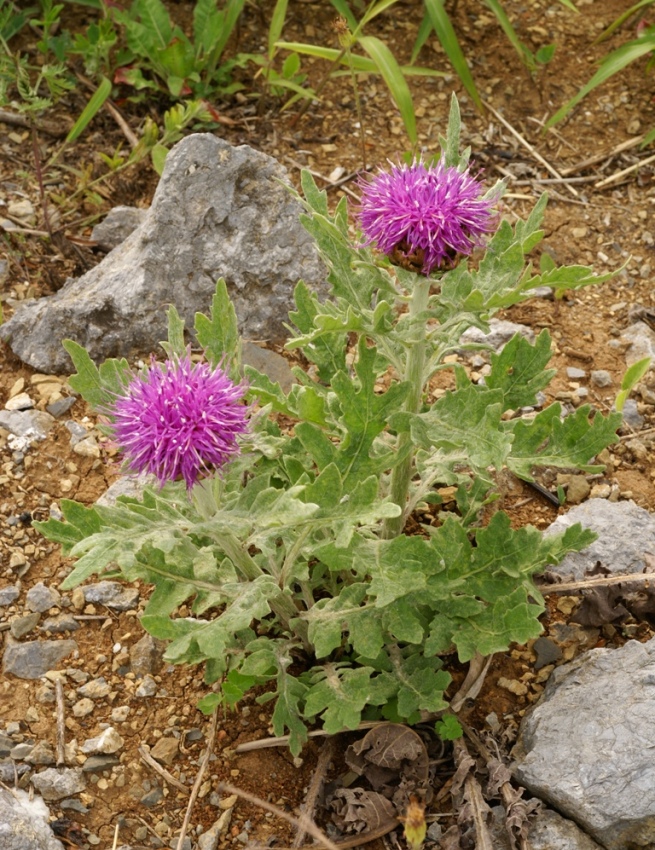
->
276, 42, 377, 71
328, 0, 358, 31
268, 0, 289, 58
411, 10, 434, 65
277, 42, 445, 78
65, 76, 112, 144
358, 35, 417, 146
546, 36, 655, 127
423, 0, 482, 112
595, 0, 653, 42
642, 124, 655, 146
556, 0, 578, 10
356, 0, 401, 34
485, 0, 535, 71
213, 0, 246, 60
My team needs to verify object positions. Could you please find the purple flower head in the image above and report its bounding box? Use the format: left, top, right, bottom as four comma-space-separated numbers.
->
358, 158, 498, 275
108, 355, 248, 490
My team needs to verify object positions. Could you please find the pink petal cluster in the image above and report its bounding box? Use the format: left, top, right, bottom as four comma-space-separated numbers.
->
358, 158, 498, 275
109, 356, 248, 490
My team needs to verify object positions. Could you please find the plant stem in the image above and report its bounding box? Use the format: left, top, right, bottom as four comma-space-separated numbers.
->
345, 46, 366, 171
383, 276, 431, 539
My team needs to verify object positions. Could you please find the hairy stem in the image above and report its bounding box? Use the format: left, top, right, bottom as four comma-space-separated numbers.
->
383, 277, 431, 538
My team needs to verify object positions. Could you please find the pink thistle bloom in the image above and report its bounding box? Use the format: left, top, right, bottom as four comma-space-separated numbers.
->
358, 158, 498, 275
109, 355, 248, 490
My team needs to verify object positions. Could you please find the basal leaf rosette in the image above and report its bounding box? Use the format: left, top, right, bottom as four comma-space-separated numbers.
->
358, 158, 499, 275
106, 353, 249, 489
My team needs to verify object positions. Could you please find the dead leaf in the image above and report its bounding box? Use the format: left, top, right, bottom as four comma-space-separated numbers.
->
330, 787, 396, 834
342, 723, 431, 813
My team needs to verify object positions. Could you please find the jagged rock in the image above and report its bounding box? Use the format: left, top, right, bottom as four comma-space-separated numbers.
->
91, 205, 147, 250
96, 474, 156, 507
620, 321, 655, 367
0, 787, 66, 850
3, 636, 77, 679
26, 582, 61, 614
129, 633, 166, 678
459, 319, 535, 353
82, 581, 139, 610
0, 409, 55, 442
0, 135, 326, 373
513, 637, 655, 850
30, 767, 85, 801
491, 805, 604, 850
0, 585, 20, 606
545, 498, 655, 581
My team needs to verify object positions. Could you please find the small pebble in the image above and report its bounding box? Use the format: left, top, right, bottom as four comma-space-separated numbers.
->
72, 698, 95, 718
591, 370, 613, 388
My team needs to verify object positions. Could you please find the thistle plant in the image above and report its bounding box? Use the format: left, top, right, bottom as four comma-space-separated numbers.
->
37, 97, 621, 755
106, 355, 249, 490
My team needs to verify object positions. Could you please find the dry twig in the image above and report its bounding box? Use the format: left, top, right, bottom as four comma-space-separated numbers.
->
218, 780, 342, 850
451, 738, 494, 850
138, 745, 189, 794
450, 653, 493, 713
55, 679, 66, 767
283, 156, 361, 200
537, 571, 653, 593
234, 720, 384, 752
595, 151, 655, 189
293, 738, 335, 848
111, 822, 120, 850
560, 134, 645, 175
175, 710, 220, 850
483, 100, 579, 198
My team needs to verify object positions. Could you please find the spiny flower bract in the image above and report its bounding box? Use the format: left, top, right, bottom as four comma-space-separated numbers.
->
358, 158, 498, 275
109, 355, 248, 489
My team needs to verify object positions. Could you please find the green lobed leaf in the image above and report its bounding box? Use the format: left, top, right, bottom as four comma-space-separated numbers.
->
507, 404, 621, 480
451, 586, 544, 661
388, 648, 450, 717
400, 384, 511, 473
303, 664, 395, 733
330, 338, 410, 484
485, 329, 555, 410
195, 278, 241, 380
63, 339, 132, 410
303, 583, 384, 658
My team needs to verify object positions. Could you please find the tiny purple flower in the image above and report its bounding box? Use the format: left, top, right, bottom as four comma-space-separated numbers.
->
108, 355, 248, 490
358, 158, 498, 275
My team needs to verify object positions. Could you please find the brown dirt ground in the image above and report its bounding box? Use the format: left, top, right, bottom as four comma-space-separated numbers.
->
1, 0, 655, 847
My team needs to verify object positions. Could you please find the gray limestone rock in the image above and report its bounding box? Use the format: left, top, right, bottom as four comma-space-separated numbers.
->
83, 581, 139, 610
590, 370, 613, 388
0, 585, 20, 606
0, 409, 55, 441
491, 805, 604, 850
620, 321, 655, 367
129, 633, 166, 678
545, 498, 655, 581
96, 473, 156, 507
91, 205, 147, 250
3, 636, 77, 679
242, 340, 295, 394
31, 767, 85, 801
0, 134, 326, 373
459, 319, 535, 353
0, 787, 66, 850
513, 637, 655, 850
10, 612, 40, 639
26, 582, 61, 613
